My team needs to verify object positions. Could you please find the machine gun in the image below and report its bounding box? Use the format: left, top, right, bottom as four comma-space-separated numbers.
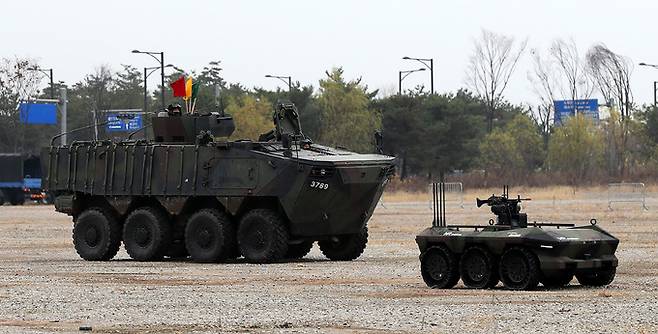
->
476, 186, 531, 228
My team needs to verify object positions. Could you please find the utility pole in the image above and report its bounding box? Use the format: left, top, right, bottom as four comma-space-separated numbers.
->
60, 88, 67, 145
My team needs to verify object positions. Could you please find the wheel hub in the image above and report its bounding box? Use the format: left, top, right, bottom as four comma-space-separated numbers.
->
465, 256, 486, 281
425, 252, 447, 281
134, 226, 152, 247
84, 226, 99, 247
197, 228, 212, 248
506, 254, 527, 283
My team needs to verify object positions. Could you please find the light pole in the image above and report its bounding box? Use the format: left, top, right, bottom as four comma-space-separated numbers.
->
639, 62, 658, 106
399, 68, 426, 95
143, 64, 173, 113
265, 74, 292, 92
403, 56, 434, 94
132, 49, 165, 110
28, 67, 55, 99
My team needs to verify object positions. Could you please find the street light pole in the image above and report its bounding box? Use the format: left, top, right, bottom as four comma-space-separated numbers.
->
28, 67, 55, 99
132, 49, 165, 110
403, 56, 434, 94
265, 74, 293, 100
639, 62, 658, 107
143, 65, 173, 114
398, 68, 426, 95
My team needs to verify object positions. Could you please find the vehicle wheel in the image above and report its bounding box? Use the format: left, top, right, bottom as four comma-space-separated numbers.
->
541, 271, 573, 288
576, 268, 616, 287
8, 190, 24, 205
237, 209, 288, 263
286, 241, 314, 259
499, 247, 540, 290
185, 209, 235, 263
72, 207, 121, 261
318, 225, 368, 261
460, 246, 499, 289
420, 245, 459, 289
123, 207, 171, 261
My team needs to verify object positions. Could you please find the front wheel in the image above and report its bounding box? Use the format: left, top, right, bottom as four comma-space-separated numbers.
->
498, 247, 540, 290
318, 225, 368, 261
576, 268, 616, 287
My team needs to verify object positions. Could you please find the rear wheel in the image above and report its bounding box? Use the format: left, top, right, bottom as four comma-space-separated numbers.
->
7, 190, 24, 205
286, 241, 314, 259
123, 207, 171, 261
460, 246, 499, 289
318, 225, 368, 261
576, 268, 616, 287
185, 209, 236, 263
237, 209, 288, 263
72, 207, 121, 261
499, 247, 540, 290
420, 245, 459, 289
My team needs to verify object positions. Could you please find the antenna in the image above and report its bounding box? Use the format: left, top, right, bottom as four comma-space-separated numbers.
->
432, 182, 447, 227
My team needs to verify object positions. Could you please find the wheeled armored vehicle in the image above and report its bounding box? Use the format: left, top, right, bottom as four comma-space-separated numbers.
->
416, 184, 619, 290
42, 102, 395, 263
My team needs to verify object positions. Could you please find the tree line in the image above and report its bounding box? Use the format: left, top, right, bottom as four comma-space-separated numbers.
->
1, 29, 658, 187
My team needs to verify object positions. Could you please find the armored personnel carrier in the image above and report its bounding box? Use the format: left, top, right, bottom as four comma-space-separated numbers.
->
416, 184, 619, 290
42, 102, 395, 263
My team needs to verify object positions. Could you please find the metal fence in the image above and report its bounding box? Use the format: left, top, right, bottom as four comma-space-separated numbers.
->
608, 182, 648, 210
428, 182, 463, 209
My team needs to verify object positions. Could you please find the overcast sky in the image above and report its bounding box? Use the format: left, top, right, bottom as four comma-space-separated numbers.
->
4, 0, 658, 106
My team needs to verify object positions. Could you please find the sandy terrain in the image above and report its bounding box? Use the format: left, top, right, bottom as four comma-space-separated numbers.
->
0, 191, 656, 333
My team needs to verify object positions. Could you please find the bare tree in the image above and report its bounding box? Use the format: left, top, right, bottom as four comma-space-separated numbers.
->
550, 39, 594, 102
586, 44, 633, 119
586, 44, 634, 176
527, 39, 595, 138
466, 29, 527, 132
0, 57, 41, 151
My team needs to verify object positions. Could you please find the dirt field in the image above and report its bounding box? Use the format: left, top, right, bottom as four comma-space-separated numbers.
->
0, 190, 657, 333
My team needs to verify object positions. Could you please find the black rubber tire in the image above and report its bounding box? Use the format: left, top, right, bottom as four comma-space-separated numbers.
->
499, 247, 540, 290
72, 207, 121, 261
286, 241, 314, 259
8, 190, 24, 205
576, 268, 616, 287
123, 207, 171, 261
420, 245, 460, 289
541, 271, 574, 288
185, 209, 236, 263
460, 246, 499, 289
237, 209, 289, 263
318, 225, 368, 261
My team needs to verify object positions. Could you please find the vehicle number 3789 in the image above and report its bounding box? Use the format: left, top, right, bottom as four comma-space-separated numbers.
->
310, 181, 329, 190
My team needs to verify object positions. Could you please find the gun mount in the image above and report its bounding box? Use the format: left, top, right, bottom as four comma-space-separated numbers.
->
476, 185, 531, 228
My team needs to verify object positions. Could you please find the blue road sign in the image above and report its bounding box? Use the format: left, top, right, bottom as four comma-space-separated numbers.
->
106, 114, 142, 132
554, 99, 599, 125
19, 103, 57, 125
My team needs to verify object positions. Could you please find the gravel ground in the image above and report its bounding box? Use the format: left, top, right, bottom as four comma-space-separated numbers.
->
0, 195, 656, 333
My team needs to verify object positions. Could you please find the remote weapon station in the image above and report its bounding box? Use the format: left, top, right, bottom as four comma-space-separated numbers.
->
42, 102, 395, 263
416, 184, 619, 290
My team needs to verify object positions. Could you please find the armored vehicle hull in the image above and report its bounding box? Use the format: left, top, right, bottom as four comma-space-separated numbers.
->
43, 103, 395, 264
416, 184, 619, 290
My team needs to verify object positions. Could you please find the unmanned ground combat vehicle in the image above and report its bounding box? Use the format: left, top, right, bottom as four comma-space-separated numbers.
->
416, 184, 619, 290
42, 102, 395, 263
